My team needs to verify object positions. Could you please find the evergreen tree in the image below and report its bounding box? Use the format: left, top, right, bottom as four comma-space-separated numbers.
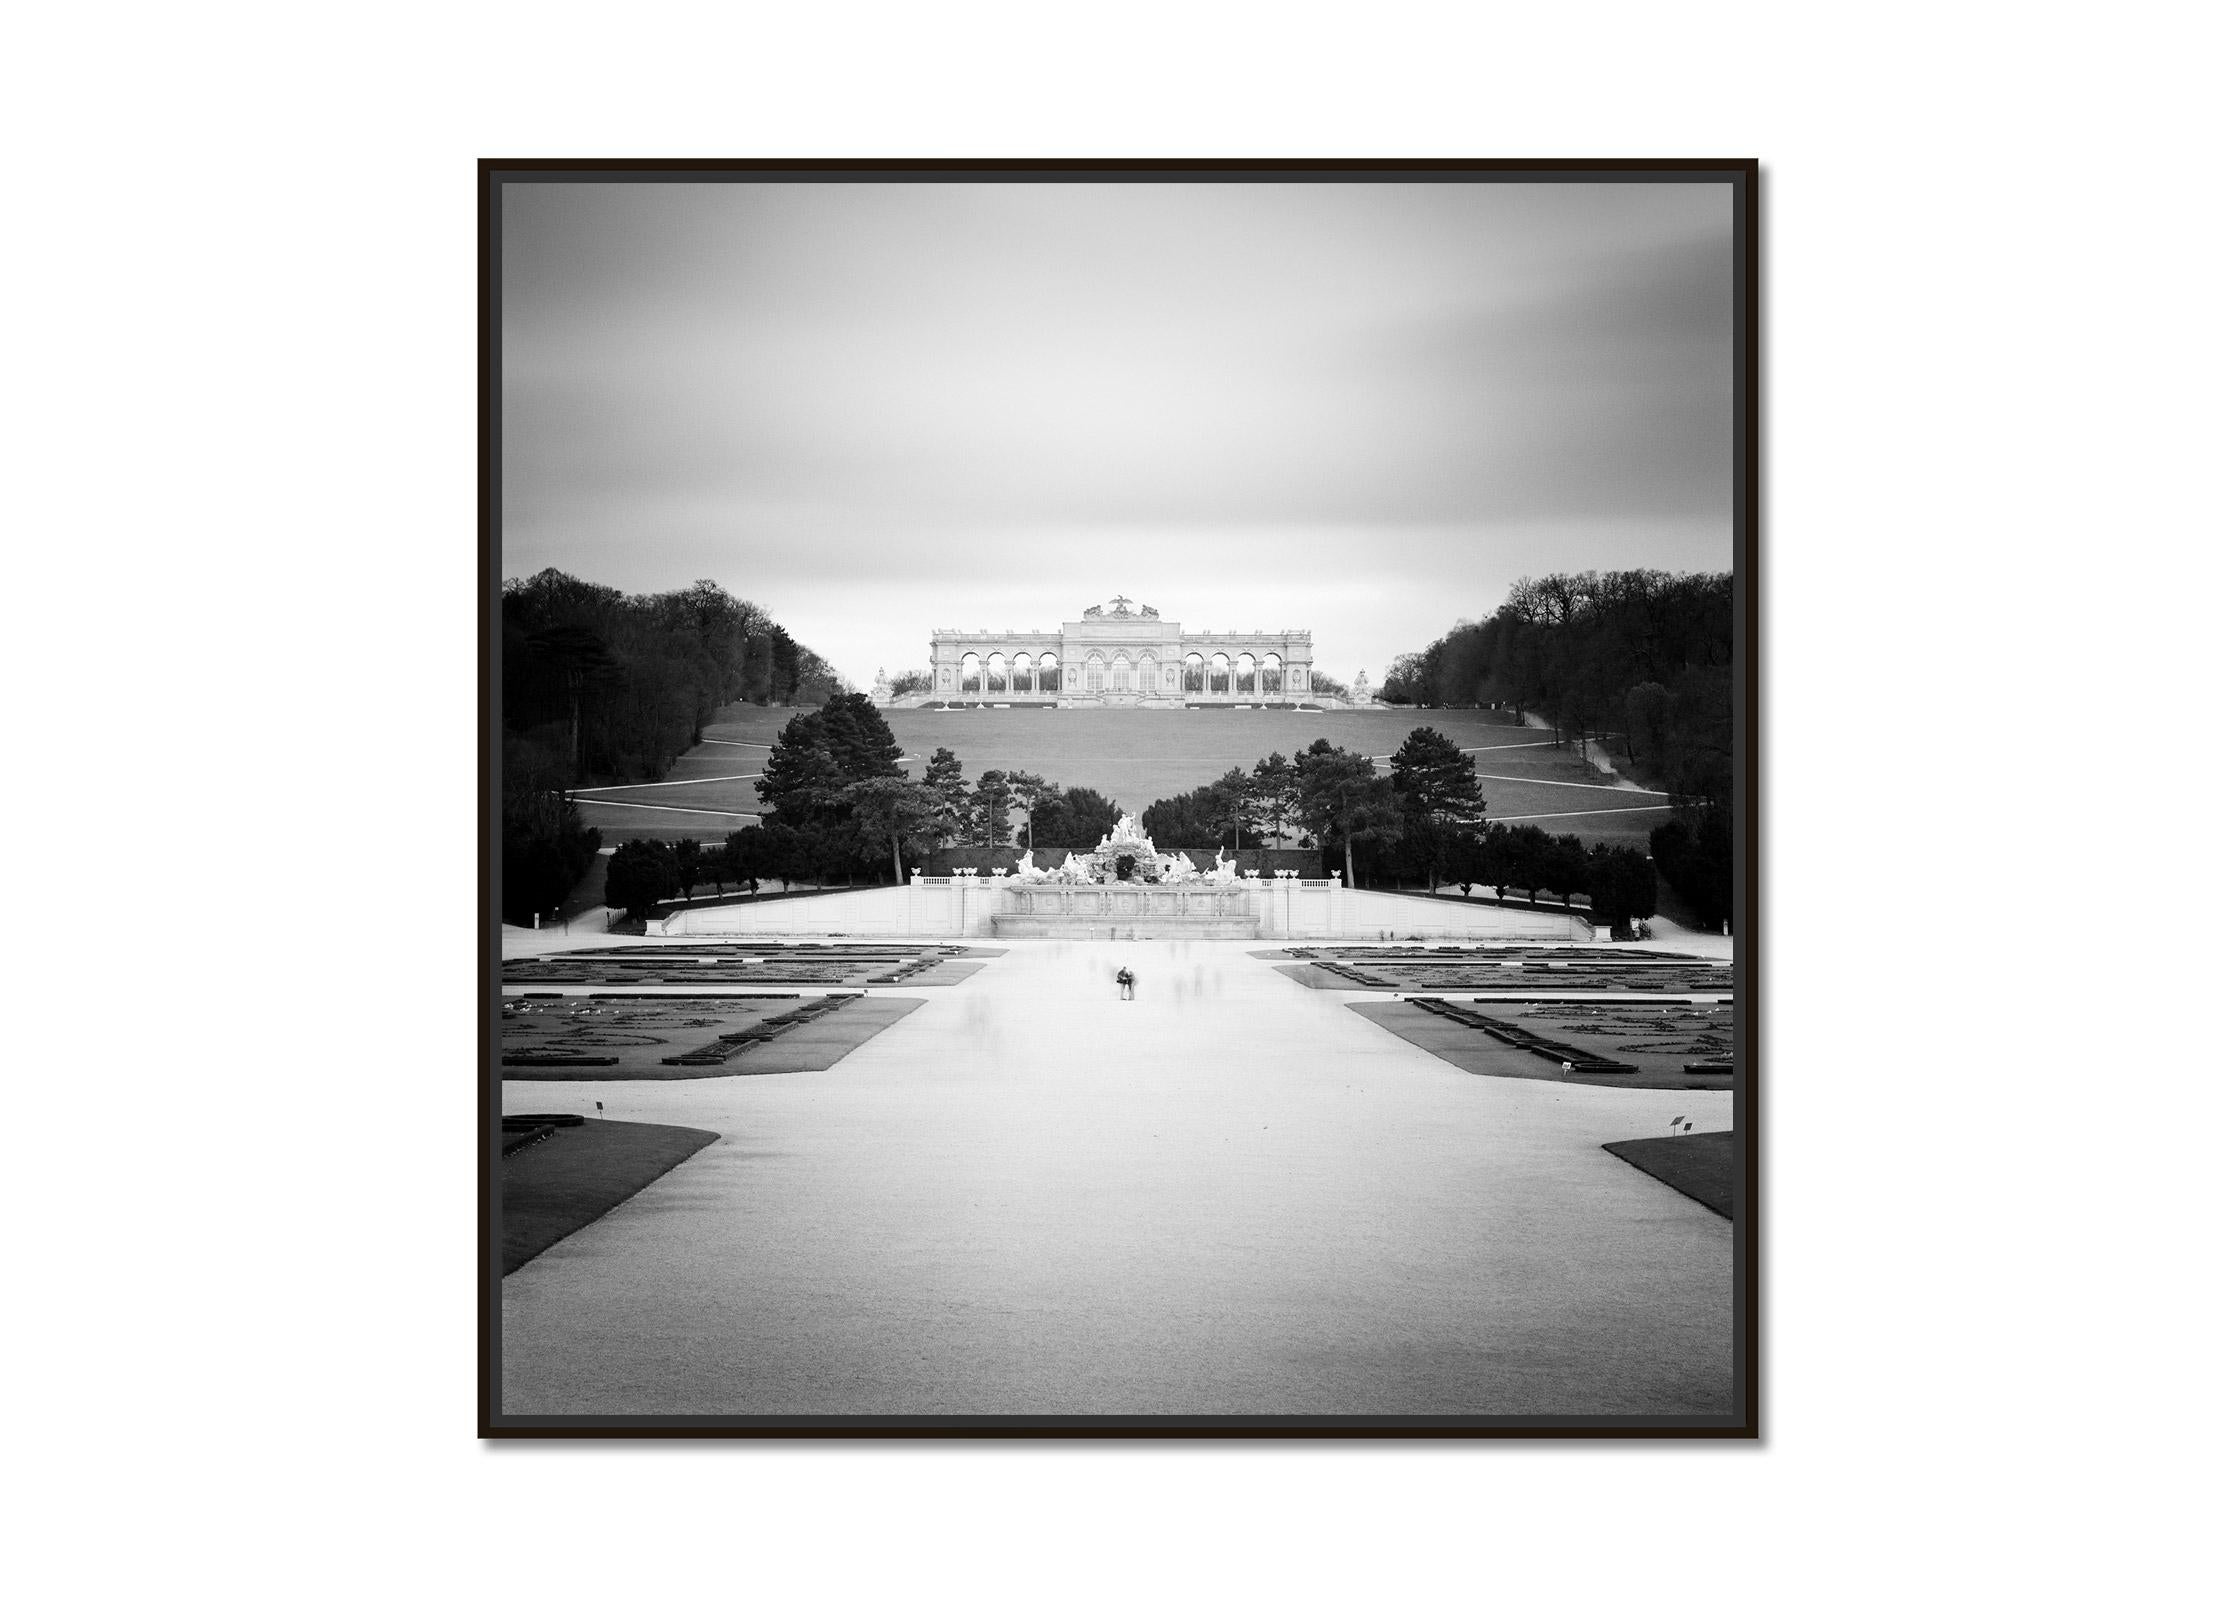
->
1389, 726, 1485, 891
756, 715, 847, 827
817, 691, 904, 782
1479, 824, 1519, 901
1141, 785, 1231, 849
1251, 751, 1300, 847
1588, 843, 1660, 930
919, 747, 974, 845
719, 826, 764, 895
768, 624, 802, 702
1007, 771, 1056, 847
672, 838, 705, 901
603, 839, 678, 920
971, 770, 1014, 847
1509, 825, 1557, 904
1544, 833, 1592, 905
1210, 767, 1258, 850
1294, 739, 1401, 888
755, 693, 904, 827
755, 821, 807, 892
1389, 727, 1485, 827
842, 775, 935, 884
1028, 786, 1122, 849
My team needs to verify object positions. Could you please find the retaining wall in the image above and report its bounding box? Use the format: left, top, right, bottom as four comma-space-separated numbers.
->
657, 875, 1588, 942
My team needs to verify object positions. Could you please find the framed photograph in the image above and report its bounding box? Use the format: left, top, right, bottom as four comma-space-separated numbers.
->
481, 159, 1757, 1437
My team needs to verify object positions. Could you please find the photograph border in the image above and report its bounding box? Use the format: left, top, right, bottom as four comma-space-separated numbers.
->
477, 157, 1760, 1440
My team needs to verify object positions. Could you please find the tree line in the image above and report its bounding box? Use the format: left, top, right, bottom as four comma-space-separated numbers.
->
1378, 568, 1734, 811
1651, 806, 1733, 930
1373, 568, 1735, 926
602, 830, 872, 920
504, 567, 842, 785
591, 697, 1677, 932
1131, 727, 1665, 927
500, 568, 841, 924
728, 693, 1129, 892
592, 692, 1137, 916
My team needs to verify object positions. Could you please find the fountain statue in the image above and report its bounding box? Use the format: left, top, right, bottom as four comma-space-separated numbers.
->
990, 810, 1263, 939
1079, 813, 1191, 883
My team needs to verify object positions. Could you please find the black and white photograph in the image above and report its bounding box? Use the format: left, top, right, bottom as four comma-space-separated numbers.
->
17, 1, 2240, 1590
483, 163, 1755, 1434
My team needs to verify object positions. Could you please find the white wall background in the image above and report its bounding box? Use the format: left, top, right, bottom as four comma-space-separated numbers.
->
8, 4, 2233, 1596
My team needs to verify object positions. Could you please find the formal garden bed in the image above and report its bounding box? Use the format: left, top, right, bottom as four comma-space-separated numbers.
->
503, 954, 965, 988
1378, 961, 1730, 993
1405, 996, 1634, 1071
1471, 1000, 1734, 1073
528, 942, 981, 959
1348, 1000, 1736, 1090
657, 993, 862, 1067
500, 993, 926, 1079
1275, 944, 1717, 964
1280, 959, 1730, 994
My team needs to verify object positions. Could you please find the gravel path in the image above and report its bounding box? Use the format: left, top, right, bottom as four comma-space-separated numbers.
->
500, 938, 1734, 1418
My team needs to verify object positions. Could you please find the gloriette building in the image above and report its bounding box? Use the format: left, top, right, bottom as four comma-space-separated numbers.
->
928, 596, 1314, 707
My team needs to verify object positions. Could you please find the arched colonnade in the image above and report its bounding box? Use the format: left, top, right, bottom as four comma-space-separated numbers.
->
929, 606, 1313, 705
946, 647, 1295, 700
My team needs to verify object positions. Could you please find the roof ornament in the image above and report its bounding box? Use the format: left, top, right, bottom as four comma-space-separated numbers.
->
1085, 594, 1156, 619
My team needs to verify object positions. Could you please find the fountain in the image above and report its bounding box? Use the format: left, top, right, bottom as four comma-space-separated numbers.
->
990, 814, 1264, 939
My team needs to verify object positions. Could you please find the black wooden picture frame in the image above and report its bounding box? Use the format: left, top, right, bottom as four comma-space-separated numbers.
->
479, 158, 1758, 1439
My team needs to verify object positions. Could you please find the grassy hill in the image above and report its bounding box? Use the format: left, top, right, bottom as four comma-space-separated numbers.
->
567, 703, 1674, 848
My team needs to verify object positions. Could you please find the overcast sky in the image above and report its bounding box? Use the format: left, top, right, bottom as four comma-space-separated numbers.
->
501, 178, 1734, 689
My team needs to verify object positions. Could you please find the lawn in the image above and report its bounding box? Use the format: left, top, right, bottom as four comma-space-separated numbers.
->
1602, 1131, 1734, 1218
567, 702, 1673, 848
500, 1117, 720, 1273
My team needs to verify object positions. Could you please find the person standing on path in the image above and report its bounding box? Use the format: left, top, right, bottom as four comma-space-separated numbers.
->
1115, 965, 1135, 1001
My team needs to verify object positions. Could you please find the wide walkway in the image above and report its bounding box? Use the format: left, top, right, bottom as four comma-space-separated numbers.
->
501, 940, 1734, 1418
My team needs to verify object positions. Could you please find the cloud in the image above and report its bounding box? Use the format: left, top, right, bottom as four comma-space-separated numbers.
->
499, 179, 1737, 683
